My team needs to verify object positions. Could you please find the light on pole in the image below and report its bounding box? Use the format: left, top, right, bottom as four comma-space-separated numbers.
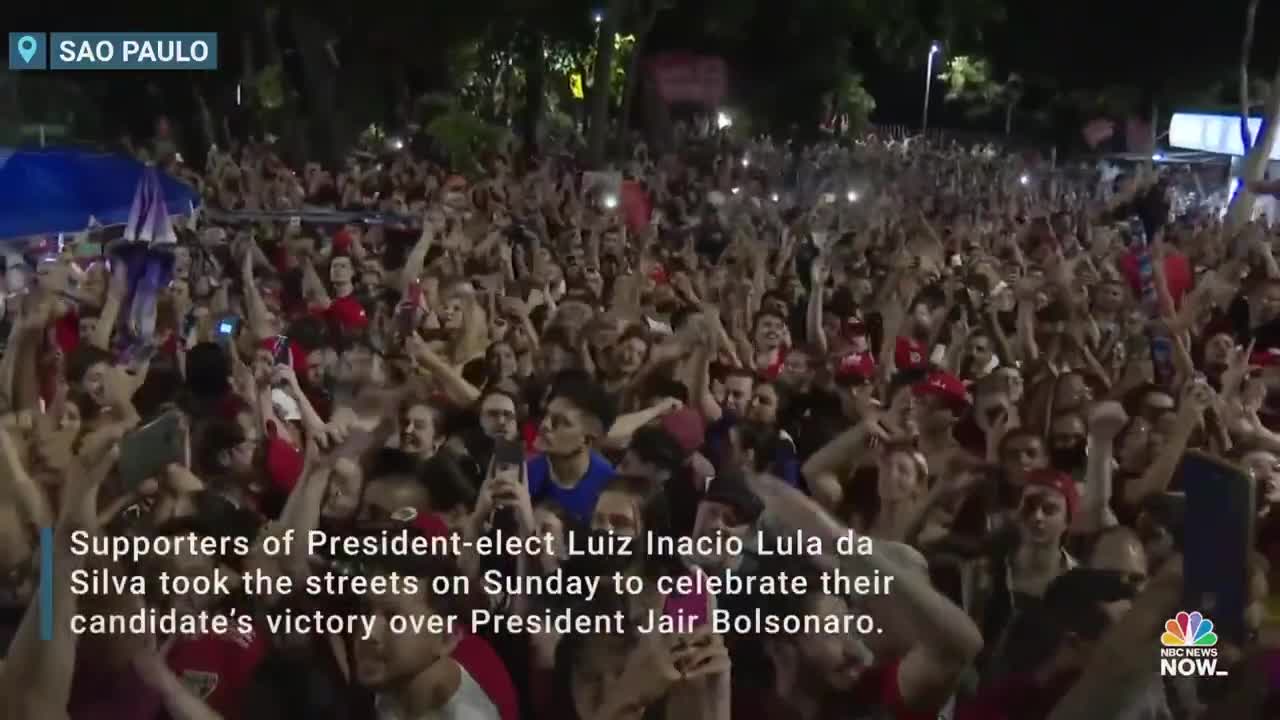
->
923, 43, 940, 132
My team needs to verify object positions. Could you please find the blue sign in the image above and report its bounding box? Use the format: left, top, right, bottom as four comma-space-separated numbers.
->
7, 32, 47, 70
49, 32, 217, 70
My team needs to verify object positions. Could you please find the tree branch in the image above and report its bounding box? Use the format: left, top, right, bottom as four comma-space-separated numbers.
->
1239, 0, 1259, 152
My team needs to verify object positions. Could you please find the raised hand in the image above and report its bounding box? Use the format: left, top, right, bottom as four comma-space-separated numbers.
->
1087, 401, 1129, 443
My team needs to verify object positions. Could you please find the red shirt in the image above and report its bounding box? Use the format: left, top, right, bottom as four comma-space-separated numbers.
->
953, 670, 1075, 720
166, 622, 269, 719
311, 293, 368, 333
758, 346, 789, 381
896, 336, 928, 371
732, 659, 935, 720
1119, 249, 1191, 308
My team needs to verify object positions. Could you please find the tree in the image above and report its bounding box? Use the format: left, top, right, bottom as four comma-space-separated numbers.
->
618, 0, 676, 154
938, 55, 1023, 134
587, 0, 628, 166
1227, 0, 1280, 229
834, 72, 877, 131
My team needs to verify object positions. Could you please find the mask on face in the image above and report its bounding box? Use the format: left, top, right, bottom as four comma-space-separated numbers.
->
1050, 443, 1088, 474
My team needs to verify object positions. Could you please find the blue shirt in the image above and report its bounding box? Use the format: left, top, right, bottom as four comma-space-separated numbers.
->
526, 450, 616, 524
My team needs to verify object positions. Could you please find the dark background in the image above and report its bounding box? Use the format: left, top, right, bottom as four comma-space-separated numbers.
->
1, 0, 1277, 154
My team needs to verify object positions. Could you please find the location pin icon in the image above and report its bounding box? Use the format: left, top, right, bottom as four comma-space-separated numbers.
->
17, 36, 36, 64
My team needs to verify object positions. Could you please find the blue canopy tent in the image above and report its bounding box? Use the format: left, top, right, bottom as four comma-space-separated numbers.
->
0, 148, 199, 241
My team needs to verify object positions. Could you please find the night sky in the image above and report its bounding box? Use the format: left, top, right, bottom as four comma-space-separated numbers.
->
649, 0, 1280, 126
3, 1, 1279, 139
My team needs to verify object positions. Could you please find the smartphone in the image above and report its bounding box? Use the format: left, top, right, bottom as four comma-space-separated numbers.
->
272, 335, 291, 365
492, 438, 525, 480
118, 411, 185, 489
664, 586, 709, 626
180, 310, 198, 342
398, 280, 423, 337
215, 315, 240, 343
1178, 450, 1255, 644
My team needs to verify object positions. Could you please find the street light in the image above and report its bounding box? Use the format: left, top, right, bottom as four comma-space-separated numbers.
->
592, 10, 603, 23
922, 42, 940, 132
716, 111, 733, 130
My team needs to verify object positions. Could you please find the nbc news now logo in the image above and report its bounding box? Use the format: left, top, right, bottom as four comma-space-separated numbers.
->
1160, 611, 1228, 677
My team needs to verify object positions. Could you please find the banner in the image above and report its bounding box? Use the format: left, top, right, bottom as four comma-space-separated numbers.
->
650, 52, 727, 107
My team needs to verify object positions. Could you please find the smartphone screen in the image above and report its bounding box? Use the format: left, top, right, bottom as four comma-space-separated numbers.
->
492, 438, 525, 481
1178, 450, 1255, 644
216, 315, 240, 342
272, 335, 291, 365
118, 411, 185, 489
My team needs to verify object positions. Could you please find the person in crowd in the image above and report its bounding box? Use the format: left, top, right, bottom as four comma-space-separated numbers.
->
3, 123, 1278, 720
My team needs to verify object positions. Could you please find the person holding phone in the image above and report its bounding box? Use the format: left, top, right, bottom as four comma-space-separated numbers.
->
554, 474, 731, 720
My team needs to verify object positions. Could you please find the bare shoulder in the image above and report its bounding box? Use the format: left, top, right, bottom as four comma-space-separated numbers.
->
0, 691, 70, 720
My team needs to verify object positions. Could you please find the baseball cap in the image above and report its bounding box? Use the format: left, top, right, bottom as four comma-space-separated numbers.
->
702, 470, 764, 525
1023, 468, 1080, 519
661, 408, 706, 454
913, 370, 970, 410
389, 507, 452, 541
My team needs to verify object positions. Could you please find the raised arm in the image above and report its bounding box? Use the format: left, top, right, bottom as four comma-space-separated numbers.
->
1073, 402, 1125, 535
0, 420, 127, 718
400, 216, 435, 296
750, 474, 983, 713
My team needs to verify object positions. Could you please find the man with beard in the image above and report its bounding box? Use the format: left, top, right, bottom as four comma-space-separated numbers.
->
352, 527, 518, 720
526, 377, 616, 524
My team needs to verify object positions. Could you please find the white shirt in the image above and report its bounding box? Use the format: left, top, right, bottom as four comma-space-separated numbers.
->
375, 664, 501, 720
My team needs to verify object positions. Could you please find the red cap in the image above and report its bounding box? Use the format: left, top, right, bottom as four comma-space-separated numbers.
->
1024, 468, 1080, 519
264, 431, 304, 494
836, 350, 876, 381
332, 229, 353, 255
661, 408, 706, 454
895, 336, 927, 370
913, 370, 970, 409
390, 507, 451, 541
328, 294, 369, 332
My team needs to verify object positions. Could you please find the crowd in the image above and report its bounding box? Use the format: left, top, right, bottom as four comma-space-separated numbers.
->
0, 119, 1277, 720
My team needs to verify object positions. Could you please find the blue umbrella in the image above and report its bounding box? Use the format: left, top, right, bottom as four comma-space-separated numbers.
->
0, 148, 199, 241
